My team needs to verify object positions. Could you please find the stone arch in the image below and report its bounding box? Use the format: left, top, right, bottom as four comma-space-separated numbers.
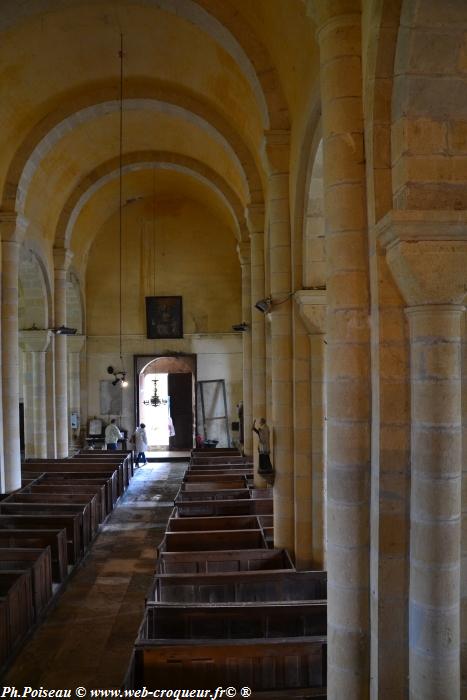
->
55, 150, 248, 252
18, 245, 50, 330
0, 0, 290, 132
2, 82, 265, 215
303, 136, 324, 289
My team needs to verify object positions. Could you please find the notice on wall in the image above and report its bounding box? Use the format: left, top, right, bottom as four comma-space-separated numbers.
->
100, 380, 122, 416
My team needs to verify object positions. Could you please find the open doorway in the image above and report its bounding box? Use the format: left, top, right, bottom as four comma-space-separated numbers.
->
134, 354, 196, 452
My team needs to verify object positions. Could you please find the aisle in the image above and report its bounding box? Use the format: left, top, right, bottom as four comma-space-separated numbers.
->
4, 462, 186, 689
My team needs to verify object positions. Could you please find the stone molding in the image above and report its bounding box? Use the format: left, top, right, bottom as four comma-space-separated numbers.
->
19, 329, 52, 353
53, 246, 73, 272
294, 289, 327, 334
246, 203, 265, 234
237, 241, 251, 267
264, 129, 290, 174
67, 334, 86, 354
0, 212, 29, 242
376, 210, 467, 306
306, 0, 361, 35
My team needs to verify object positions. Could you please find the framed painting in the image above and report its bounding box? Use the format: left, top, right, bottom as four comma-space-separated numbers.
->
146, 296, 183, 339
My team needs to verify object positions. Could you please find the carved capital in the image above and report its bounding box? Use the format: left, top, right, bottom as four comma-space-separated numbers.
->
67, 334, 86, 354
19, 329, 52, 353
264, 130, 290, 175
376, 210, 467, 306
53, 246, 73, 272
0, 212, 29, 242
307, 0, 361, 35
295, 289, 327, 334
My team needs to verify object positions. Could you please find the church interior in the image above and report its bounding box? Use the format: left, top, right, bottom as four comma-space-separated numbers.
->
1, 0, 467, 697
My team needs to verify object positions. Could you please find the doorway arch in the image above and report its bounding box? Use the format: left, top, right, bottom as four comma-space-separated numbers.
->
134, 354, 196, 450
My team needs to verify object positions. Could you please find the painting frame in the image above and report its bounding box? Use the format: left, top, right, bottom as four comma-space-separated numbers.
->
146, 296, 183, 339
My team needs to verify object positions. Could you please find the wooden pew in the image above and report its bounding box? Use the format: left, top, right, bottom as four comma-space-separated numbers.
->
23, 466, 120, 508
174, 497, 273, 517
0, 513, 82, 565
190, 455, 246, 464
0, 530, 67, 583
132, 636, 326, 693
74, 451, 133, 485
31, 474, 116, 516
0, 570, 35, 663
158, 530, 266, 553
183, 473, 248, 485
25, 484, 107, 522
181, 479, 246, 491
157, 548, 293, 574
24, 460, 125, 500
175, 488, 252, 502
167, 515, 260, 532
149, 570, 327, 604
5, 493, 100, 535
0, 547, 53, 617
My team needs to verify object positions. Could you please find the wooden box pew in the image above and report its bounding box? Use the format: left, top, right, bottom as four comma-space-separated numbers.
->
5, 492, 100, 536
142, 600, 326, 639
186, 468, 254, 479
158, 529, 267, 553
33, 474, 116, 516
0, 570, 35, 665
174, 487, 252, 503
190, 454, 246, 464
174, 497, 273, 518
131, 636, 326, 694
22, 465, 120, 508
0, 529, 67, 583
0, 547, 53, 618
167, 515, 260, 532
73, 451, 133, 485
180, 480, 247, 492
258, 514, 274, 547
149, 570, 327, 605
24, 460, 124, 501
183, 473, 247, 486
191, 448, 241, 454
188, 462, 253, 472
24, 484, 107, 523
0, 512, 83, 565
156, 548, 294, 574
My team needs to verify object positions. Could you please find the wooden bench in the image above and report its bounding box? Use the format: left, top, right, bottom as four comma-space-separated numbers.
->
0, 529, 68, 583
190, 455, 246, 464
25, 483, 107, 522
175, 488, 252, 502
0, 513, 82, 565
5, 493, 100, 536
0, 570, 35, 664
131, 636, 326, 693
174, 497, 273, 517
157, 548, 293, 574
158, 530, 266, 553
0, 547, 53, 617
32, 474, 116, 516
183, 473, 248, 485
148, 570, 327, 604
167, 515, 260, 532
24, 460, 125, 497
23, 467, 120, 509
74, 452, 133, 486
181, 478, 247, 490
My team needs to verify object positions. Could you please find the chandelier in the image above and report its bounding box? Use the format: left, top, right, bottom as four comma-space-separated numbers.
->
143, 379, 167, 407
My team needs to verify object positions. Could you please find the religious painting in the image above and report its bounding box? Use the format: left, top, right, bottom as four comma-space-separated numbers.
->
146, 296, 183, 339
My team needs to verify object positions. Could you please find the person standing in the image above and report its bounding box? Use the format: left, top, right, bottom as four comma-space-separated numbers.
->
252, 418, 273, 473
105, 418, 122, 451
133, 423, 148, 466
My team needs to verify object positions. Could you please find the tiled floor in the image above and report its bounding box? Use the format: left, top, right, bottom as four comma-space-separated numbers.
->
3, 461, 186, 689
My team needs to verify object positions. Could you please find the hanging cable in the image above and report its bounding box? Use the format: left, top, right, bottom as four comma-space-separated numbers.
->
152, 168, 156, 297
118, 33, 124, 364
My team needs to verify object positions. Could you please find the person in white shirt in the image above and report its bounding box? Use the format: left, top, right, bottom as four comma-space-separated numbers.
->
133, 423, 148, 466
105, 419, 122, 451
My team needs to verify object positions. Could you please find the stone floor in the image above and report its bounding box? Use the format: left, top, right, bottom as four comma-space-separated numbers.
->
3, 461, 186, 689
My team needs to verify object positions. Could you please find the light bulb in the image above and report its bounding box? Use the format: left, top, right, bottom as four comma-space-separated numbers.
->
121, 379, 129, 388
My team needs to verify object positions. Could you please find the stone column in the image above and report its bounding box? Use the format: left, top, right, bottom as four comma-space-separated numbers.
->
45, 338, 57, 458
68, 334, 85, 451
296, 290, 327, 570
53, 248, 73, 459
308, 2, 372, 695
265, 130, 294, 551
19, 330, 52, 458
0, 213, 27, 492
247, 204, 267, 487
237, 242, 253, 457
378, 210, 467, 700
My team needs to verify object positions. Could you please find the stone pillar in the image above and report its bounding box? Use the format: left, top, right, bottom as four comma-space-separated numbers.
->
53, 248, 73, 459
308, 2, 371, 695
19, 330, 52, 458
237, 242, 253, 457
378, 210, 467, 700
247, 204, 267, 487
68, 334, 85, 451
0, 213, 27, 492
265, 130, 294, 552
296, 290, 327, 570
45, 338, 57, 458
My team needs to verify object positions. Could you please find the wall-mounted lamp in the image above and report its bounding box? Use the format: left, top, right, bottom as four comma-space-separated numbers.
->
254, 297, 272, 314
232, 322, 249, 332
107, 365, 128, 387
50, 326, 77, 335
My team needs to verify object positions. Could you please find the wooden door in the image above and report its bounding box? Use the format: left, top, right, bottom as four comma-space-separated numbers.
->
168, 373, 193, 449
